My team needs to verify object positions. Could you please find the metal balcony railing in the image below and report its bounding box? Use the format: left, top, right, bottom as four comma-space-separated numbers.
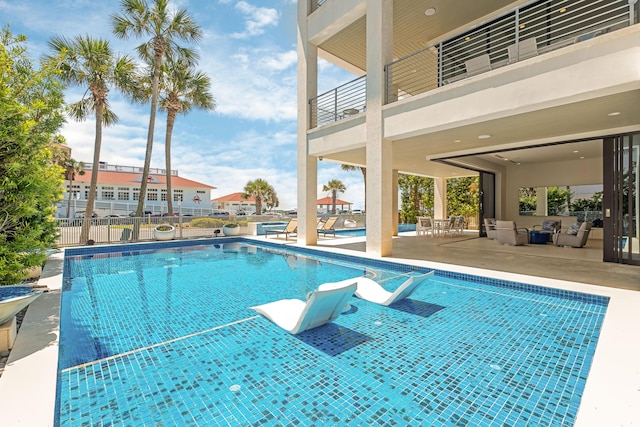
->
310, 75, 366, 128
310, 0, 329, 14
386, 0, 633, 104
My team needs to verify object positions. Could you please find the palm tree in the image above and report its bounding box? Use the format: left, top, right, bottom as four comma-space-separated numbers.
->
45, 35, 138, 243
159, 57, 215, 216
112, 0, 202, 218
342, 164, 366, 210
64, 159, 85, 217
242, 179, 274, 215
264, 187, 279, 213
323, 179, 346, 214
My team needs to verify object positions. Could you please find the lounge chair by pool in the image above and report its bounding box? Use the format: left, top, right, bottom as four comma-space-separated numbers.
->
352, 272, 435, 306
251, 280, 357, 334
265, 218, 298, 240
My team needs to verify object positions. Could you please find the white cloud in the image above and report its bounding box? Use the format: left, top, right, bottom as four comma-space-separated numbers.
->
201, 47, 297, 122
260, 50, 297, 71
231, 1, 279, 39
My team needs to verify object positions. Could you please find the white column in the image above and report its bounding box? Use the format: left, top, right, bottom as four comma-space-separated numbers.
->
365, 0, 393, 256
297, 0, 318, 245
536, 187, 548, 216
434, 177, 447, 219
392, 170, 399, 235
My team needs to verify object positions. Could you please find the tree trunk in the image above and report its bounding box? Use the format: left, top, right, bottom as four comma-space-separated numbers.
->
66, 176, 74, 217
79, 104, 103, 244
332, 191, 337, 214
134, 50, 163, 238
165, 109, 176, 219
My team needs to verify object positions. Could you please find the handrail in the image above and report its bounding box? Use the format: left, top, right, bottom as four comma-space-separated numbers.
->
309, 0, 329, 14
309, 75, 366, 128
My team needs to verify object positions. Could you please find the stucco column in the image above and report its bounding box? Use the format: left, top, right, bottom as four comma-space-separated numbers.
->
434, 177, 447, 219
536, 186, 548, 216
365, 0, 393, 256
392, 170, 399, 235
297, 1, 318, 245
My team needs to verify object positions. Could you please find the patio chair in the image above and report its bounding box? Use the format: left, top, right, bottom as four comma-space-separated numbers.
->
265, 218, 298, 240
495, 220, 529, 246
465, 54, 492, 77
251, 280, 357, 334
440, 217, 457, 237
318, 216, 338, 237
416, 216, 434, 237
452, 216, 465, 236
484, 218, 497, 239
552, 222, 592, 248
351, 271, 435, 306
508, 37, 538, 63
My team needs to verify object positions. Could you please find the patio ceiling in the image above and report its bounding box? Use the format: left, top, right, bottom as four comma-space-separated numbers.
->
320, 89, 640, 178
318, 0, 523, 73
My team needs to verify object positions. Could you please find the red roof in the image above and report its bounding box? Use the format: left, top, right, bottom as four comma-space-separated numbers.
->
212, 192, 255, 202
75, 170, 215, 189
317, 197, 351, 205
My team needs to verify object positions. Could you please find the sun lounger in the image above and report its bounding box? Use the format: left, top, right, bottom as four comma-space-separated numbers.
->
317, 216, 338, 237
251, 280, 357, 334
265, 218, 298, 240
350, 272, 435, 306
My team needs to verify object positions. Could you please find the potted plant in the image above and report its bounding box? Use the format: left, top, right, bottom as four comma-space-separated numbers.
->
222, 222, 240, 236
153, 224, 176, 241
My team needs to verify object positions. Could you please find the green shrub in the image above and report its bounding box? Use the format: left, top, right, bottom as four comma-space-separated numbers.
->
189, 218, 225, 228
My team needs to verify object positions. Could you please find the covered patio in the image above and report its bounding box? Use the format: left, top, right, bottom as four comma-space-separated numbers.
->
318, 232, 639, 292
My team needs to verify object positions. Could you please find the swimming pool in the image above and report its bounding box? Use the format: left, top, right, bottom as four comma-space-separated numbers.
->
336, 223, 416, 237
57, 239, 607, 426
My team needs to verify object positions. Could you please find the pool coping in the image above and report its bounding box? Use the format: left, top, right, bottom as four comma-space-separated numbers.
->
0, 237, 637, 426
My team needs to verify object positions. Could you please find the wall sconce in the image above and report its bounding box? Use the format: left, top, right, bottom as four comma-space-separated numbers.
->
319, 156, 323, 161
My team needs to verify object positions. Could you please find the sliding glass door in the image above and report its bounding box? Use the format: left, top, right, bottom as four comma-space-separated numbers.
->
603, 133, 640, 265
479, 171, 496, 238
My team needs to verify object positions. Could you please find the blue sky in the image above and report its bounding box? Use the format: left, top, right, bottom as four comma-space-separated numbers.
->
1, 0, 364, 210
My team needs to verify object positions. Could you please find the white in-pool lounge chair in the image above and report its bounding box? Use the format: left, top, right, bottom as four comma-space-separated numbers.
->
352, 271, 435, 306
251, 280, 357, 334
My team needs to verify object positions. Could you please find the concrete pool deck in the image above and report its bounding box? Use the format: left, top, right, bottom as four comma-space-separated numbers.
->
0, 235, 637, 426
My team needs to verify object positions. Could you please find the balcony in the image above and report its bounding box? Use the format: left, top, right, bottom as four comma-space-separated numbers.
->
308, 0, 636, 129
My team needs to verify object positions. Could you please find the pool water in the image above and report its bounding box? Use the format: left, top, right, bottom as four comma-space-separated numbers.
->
57, 239, 607, 426
336, 223, 416, 237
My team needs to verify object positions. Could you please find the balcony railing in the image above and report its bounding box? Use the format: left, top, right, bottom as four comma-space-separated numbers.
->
310, 0, 329, 14
386, 0, 633, 104
309, 75, 366, 128
309, 0, 635, 128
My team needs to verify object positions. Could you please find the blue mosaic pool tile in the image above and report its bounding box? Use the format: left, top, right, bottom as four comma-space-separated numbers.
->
57, 240, 608, 426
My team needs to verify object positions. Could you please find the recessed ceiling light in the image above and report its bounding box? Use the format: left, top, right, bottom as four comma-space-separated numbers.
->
503, 158, 509, 161
559, 8, 567, 13
519, 24, 526, 29
516, 162, 521, 165
465, 36, 471, 41
573, 150, 579, 153
580, 156, 585, 159
453, 139, 461, 143
425, 7, 437, 16
608, 111, 621, 116
478, 134, 491, 139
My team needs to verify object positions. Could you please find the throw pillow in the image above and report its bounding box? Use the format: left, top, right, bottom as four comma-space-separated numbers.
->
567, 223, 580, 235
